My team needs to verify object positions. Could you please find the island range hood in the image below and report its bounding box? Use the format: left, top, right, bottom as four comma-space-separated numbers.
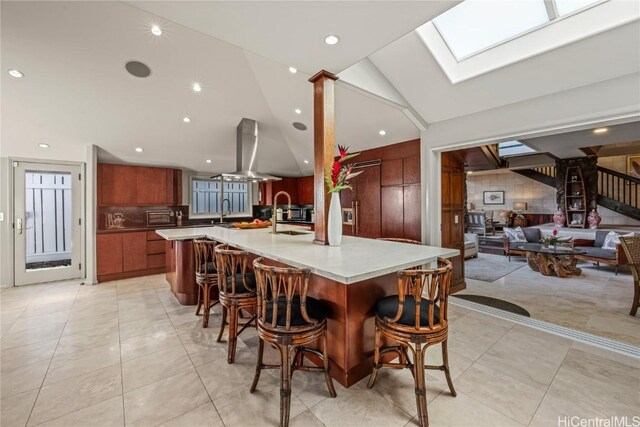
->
212, 118, 281, 182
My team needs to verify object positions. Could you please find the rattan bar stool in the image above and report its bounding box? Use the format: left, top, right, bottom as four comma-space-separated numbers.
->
251, 257, 336, 427
214, 243, 257, 363
367, 258, 456, 427
620, 236, 640, 316
193, 238, 219, 328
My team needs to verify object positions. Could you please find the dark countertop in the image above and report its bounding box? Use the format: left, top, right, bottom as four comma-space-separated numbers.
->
97, 222, 241, 234
97, 218, 314, 234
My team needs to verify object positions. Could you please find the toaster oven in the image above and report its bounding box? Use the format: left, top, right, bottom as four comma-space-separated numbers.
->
147, 210, 174, 227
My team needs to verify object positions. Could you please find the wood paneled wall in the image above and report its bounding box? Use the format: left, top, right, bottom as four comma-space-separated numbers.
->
441, 152, 466, 293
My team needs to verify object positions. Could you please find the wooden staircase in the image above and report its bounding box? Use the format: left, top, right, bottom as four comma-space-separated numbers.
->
514, 166, 640, 222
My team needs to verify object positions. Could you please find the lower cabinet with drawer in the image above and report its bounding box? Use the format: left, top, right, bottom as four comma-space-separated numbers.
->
97, 230, 167, 282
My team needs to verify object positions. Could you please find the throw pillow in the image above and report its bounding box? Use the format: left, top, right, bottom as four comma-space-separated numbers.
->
522, 228, 541, 243
602, 231, 635, 250
504, 227, 527, 243
496, 210, 513, 225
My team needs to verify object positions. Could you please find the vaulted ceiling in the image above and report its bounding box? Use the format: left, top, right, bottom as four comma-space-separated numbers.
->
2, 0, 639, 174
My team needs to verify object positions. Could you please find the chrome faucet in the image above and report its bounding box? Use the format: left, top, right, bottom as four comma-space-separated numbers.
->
272, 191, 292, 234
219, 198, 231, 223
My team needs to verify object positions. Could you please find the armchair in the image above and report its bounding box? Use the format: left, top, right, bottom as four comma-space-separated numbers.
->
467, 212, 495, 236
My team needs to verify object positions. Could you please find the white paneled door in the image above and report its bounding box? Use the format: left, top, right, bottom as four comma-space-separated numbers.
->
13, 161, 84, 286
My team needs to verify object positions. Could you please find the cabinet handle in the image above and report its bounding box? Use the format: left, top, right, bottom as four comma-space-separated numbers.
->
354, 200, 360, 235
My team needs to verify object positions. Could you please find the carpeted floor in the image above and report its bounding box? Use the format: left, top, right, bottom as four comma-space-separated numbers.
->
452, 294, 531, 317
464, 253, 526, 282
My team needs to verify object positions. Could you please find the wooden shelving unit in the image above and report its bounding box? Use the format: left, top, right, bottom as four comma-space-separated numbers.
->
564, 166, 587, 228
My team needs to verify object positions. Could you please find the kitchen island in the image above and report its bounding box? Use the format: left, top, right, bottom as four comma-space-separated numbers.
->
157, 225, 458, 387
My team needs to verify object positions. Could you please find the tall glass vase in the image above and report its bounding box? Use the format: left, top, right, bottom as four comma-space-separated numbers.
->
328, 192, 342, 246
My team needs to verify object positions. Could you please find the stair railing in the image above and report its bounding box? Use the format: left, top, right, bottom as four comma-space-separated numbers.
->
598, 166, 639, 209
531, 166, 556, 179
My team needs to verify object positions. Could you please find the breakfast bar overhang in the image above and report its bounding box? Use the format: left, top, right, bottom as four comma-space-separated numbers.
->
157, 226, 459, 387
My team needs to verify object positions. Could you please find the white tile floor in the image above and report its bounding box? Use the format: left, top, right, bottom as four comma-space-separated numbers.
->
461, 254, 640, 345
1, 274, 639, 427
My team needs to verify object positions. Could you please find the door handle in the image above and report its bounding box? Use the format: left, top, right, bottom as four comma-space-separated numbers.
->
16, 217, 23, 234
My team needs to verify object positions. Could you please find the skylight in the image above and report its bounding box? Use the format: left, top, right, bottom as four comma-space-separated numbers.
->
498, 141, 537, 157
432, 0, 605, 61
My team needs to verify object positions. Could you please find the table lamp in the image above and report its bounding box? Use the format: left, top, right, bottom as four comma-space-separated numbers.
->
513, 202, 527, 218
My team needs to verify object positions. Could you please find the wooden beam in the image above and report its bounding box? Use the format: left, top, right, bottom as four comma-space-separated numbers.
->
309, 70, 338, 245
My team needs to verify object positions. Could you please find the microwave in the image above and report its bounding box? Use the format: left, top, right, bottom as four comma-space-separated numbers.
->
147, 210, 174, 227
286, 208, 304, 221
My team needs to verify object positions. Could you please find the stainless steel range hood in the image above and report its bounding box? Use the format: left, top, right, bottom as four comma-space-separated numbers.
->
212, 118, 281, 182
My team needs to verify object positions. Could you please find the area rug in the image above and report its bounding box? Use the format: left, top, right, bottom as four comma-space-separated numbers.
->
464, 253, 526, 282
452, 294, 531, 317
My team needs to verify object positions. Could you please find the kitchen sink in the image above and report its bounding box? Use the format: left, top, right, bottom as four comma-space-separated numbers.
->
272, 230, 310, 236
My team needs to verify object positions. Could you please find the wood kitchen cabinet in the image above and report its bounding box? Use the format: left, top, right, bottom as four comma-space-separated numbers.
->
96, 233, 123, 275
99, 164, 137, 206
297, 176, 314, 205
98, 163, 181, 206
136, 167, 167, 205
97, 230, 167, 282
122, 232, 147, 272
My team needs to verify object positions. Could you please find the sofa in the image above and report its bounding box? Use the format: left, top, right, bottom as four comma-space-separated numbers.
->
573, 230, 630, 275
503, 227, 630, 274
464, 233, 479, 259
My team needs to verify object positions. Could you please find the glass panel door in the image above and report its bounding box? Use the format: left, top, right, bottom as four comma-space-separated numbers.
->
14, 162, 84, 285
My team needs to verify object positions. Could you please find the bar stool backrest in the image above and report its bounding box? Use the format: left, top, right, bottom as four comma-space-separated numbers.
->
391, 258, 453, 331
620, 236, 640, 282
214, 243, 254, 296
252, 257, 315, 332
193, 238, 217, 280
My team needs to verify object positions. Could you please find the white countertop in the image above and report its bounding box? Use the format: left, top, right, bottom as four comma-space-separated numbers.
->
156, 225, 459, 284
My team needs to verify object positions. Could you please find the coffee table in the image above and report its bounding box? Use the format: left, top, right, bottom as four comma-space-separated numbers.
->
515, 243, 587, 278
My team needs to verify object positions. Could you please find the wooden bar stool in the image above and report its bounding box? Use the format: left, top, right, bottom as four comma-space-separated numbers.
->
193, 238, 219, 328
214, 243, 257, 363
250, 257, 336, 427
620, 236, 640, 316
367, 258, 456, 427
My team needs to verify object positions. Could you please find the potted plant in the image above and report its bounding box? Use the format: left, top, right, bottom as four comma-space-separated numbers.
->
325, 145, 361, 246
540, 229, 561, 249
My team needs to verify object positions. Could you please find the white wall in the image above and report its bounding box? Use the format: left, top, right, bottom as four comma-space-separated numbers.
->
598, 153, 640, 175
467, 170, 557, 213
0, 158, 13, 287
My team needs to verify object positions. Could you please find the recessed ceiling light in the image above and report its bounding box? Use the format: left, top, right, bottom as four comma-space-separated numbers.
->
262, 178, 268, 181
135, 147, 143, 153
8, 69, 23, 78
294, 108, 302, 115
378, 130, 387, 136
183, 117, 191, 123
324, 34, 340, 45
38, 143, 49, 148
192, 83, 202, 92
304, 160, 309, 164
151, 25, 162, 36
252, 180, 258, 183
593, 127, 608, 134
206, 159, 212, 164
288, 66, 297, 74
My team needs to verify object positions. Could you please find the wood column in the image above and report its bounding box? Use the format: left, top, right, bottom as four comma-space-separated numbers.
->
309, 70, 338, 245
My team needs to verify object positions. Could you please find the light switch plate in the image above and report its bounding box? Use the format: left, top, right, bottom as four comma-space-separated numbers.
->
0, 212, 4, 221
454, 215, 459, 224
